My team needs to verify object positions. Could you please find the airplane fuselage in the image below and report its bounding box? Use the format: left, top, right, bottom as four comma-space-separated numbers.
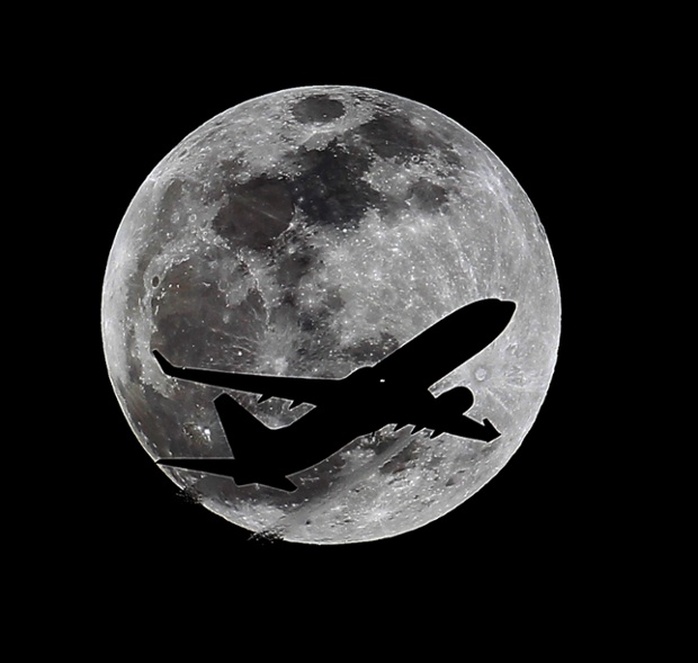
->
154, 298, 515, 489
224, 365, 440, 477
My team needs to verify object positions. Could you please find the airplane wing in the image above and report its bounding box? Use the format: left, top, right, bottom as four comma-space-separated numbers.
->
153, 299, 515, 407
374, 299, 516, 390
153, 350, 339, 407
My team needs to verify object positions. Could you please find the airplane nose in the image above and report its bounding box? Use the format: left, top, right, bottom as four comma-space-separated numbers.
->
462, 298, 516, 342
499, 299, 516, 321
470, 298, 516, 323
493, 299, 516, 329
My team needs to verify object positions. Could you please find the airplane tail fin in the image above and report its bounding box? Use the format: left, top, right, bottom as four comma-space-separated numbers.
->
213, 393, 297, 491
156, 394, 297, 492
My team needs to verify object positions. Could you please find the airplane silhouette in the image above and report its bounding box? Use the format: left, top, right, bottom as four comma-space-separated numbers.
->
153, 298, 516, 491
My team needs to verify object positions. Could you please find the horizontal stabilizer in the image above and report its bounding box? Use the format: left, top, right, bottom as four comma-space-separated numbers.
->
478, 419, 500, 443
156, 457, 297, 492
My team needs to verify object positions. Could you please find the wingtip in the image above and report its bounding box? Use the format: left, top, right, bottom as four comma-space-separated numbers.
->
152, 348, 173, 374
232, 469, 298, 492
155, 457, 298, 493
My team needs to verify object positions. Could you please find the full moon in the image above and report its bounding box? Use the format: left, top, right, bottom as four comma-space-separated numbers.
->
102, 86, 560, 544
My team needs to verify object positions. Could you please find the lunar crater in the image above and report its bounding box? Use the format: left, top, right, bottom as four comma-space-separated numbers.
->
291, 94, 347, 124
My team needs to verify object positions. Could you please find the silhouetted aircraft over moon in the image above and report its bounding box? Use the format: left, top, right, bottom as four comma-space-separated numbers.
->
154, 298, 516, 491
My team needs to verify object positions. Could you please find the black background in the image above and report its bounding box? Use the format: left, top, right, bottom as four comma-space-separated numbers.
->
37, 22, 639, 625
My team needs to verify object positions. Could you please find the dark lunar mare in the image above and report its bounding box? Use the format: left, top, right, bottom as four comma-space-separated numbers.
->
155, 299, 516, 491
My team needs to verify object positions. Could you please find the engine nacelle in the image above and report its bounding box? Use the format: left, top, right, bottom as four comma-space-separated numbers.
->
435, 386, 474, 414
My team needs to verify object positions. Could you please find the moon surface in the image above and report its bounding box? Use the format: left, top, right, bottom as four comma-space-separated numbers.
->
102, 86, 560, 544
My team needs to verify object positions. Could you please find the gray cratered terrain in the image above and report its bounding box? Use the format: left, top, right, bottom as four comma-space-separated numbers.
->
102, 86, 560, 543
